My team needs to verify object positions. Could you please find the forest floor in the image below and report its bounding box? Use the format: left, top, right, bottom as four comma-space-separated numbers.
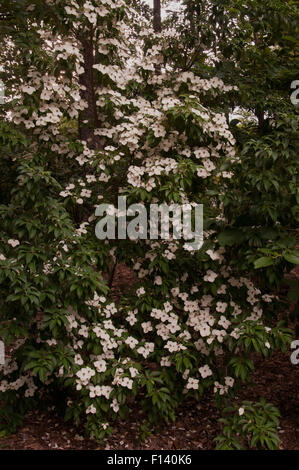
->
0, 350, 298, 450
0, 265, 298, 450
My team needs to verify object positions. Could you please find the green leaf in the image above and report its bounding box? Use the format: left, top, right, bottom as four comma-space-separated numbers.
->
283, 254, 299, 265
254, 257, 274, 269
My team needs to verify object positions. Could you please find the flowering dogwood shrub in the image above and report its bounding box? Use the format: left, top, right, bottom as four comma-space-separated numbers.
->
0, 0, 294, 445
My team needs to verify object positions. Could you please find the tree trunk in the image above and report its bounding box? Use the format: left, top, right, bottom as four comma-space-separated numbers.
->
153, 0, 162, 74
78, 37, 100, 148
153, 0, 161, 33
257, 110, 265, 135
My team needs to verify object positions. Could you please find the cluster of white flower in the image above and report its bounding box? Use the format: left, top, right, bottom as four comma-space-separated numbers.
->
76, 367, 95, 388
214, 377, 235, 395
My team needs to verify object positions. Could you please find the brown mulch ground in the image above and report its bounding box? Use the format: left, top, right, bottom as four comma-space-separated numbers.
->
0, 264, 298, 450
0, 350, 298, 450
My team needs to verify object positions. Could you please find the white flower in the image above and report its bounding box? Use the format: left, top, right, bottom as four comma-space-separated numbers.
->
136, 287, 145, 296
111, 399, 119, 413
186, 377, 199, 390
203, 270, 218, 282
262, 294, 273, 303
126, 311, 137, 326
197, 167, 209, 178
78, 325, 88, 338
8, 239, 20, 247
125, 336, 138, 349
161, 356, 172, 367
74, 354, 83, 365
218, 315, 231, 329
203, 159, 215, 172
129, 367, 138, 378
225, 376, 234, 387
217, 284, 227, 294
216, 302, 228, 313
80, 189, 91, 198
199, 323, 211, 337
22, 85, 36, 94
222, 171, 233, 179
141, 321, 153, 333
171, 287, 180, 297
165, 341, 179, 353
94, 359, 107, 372
238, 407, 245, 416
199, 364, 212, 379
86, 404, 96, 414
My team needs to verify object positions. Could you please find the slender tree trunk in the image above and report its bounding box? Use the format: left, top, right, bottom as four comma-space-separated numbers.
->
153, 0, 162, 74
153, 0, 161, 33
78, 36, 100, 148
253, 32, 265, 135
257, 110, 265, 135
